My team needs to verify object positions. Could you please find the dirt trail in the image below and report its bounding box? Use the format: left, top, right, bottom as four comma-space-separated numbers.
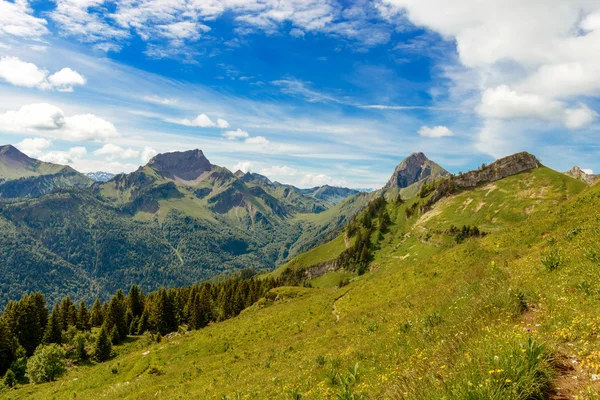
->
520, 307, 593, 399
332, 289, 351, 323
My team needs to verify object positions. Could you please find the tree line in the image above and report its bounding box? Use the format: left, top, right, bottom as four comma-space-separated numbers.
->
0, 272, 282, 386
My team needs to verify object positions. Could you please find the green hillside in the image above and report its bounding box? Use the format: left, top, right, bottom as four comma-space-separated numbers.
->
4, 164, 600, 399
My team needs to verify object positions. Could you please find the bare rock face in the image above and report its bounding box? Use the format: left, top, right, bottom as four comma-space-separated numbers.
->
454, 152, 541, 187
565, 166, 598, 184
428, 152, 541, 205
384, 152, 449, 189
147, 149, 213, 181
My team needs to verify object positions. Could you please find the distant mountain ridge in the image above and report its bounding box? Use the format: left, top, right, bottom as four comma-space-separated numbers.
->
0, 145, 92, 198
85, 171, 116, 182
384, 152, 450, 189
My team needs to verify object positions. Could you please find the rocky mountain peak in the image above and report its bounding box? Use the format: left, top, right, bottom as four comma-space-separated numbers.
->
384, 152, 449, 189
0, 145, 35, 167
565, 166, 598, 184
147, 149, 213, 181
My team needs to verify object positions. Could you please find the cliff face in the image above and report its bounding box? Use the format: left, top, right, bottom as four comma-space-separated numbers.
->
428, 152, 541, 205
454, 152, 541, 187
565, 166, 598, 184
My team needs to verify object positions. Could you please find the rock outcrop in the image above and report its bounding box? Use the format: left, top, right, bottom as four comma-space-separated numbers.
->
147, 149, 213, 181
428, 152, 541, 205
565, 166, 598, 184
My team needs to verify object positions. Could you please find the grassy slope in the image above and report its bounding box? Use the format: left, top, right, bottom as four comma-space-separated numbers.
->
6, 168, 600, 399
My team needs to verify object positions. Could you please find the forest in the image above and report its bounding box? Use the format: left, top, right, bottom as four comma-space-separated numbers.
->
0, 271, 282, 386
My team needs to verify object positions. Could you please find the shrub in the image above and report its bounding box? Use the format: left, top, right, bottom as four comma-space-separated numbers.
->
3, 369, 16, 388
26, 344, 67, 384
541, 247, 563, 272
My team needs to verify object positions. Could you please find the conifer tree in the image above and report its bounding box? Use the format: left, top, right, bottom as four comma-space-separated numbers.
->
3, 369, 16, 388
110, 325, 120, 345
89, 298, 103, 327
137, 309, 149, 335
105, 290, 128, 340
42, 304, 62, 345
0, 319, 15, 375
93, 325, 112, 362
77, 301, 91, 331
127, 285, 144, 318
151, 288, 179, 335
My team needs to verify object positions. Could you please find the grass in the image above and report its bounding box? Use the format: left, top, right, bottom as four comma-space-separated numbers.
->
4, 167, 600, 399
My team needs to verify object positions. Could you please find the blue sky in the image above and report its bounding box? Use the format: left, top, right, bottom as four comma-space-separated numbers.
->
0, 0, 599, 188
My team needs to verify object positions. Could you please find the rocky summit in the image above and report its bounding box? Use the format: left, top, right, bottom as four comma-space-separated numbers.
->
147, 149, 214, 181
565, 166, 599, 184
384, 152, 449, 189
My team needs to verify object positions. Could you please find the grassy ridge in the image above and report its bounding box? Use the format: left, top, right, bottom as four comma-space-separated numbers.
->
4, 168, 600, 399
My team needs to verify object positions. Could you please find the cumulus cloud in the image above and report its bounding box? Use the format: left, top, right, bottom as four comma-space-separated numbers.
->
0, 56, 86, 91
300, 173, 348, 188
564, 104, 598, 130
39, 146, 88, 165
0, 0, 49, 38
217, 118, 230, 128
15, 137, 52, 157
380, 0, 600, 156
582, 168, 594, 175
141, 146, 158, 163
418, 125, 453, 138
233, 161, 254, 173
0, 103, 119, 141
93, 144, 140, 159
222, 128, 249, 140
167, 113, 229, 128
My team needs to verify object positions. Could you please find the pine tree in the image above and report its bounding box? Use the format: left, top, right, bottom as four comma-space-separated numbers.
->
89, 298, 103, 327
93, 325, 112, 362
151, 288, 179, 335
77, 301, 91, 331
0, 319, 15, 376
127, 285, 144, 318
110, 324, 120, 345
105, 290, 128, 340
137, 309, 149, 335
42, 304, 62, 345
14, 294, 44, 356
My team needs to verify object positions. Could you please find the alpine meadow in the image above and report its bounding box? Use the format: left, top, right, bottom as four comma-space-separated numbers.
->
1, 1, 600, 399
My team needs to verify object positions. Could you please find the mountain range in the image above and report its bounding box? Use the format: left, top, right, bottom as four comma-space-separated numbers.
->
0, 145, 593, 309
0, 145, 381, 306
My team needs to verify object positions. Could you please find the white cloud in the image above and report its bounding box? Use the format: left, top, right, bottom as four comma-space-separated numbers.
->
94, 144, 140, 159
477, 86, 564, 120
217, 118, 230, 128
245, 136, 270, 145
143, 95, 177, 105
582, 168, 594, 175
0, 103, 119, 141
223, 128, 249, 140
418, 125, 453, 138
0, 56, 85, 91
300, 173, 348, 188
0, 0, 49, 39
233, 161, 254, 173
168, 113, 226, 128
15, 137, 52, 157
564, 104, 598, 130
47, 68, 86, 92
380, 0, 600, 155
260, 165, 298, 176
478, 86, 597, 130
141, 146, 158, 163
290, 28, 305, 38
39, 146, 88, 165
